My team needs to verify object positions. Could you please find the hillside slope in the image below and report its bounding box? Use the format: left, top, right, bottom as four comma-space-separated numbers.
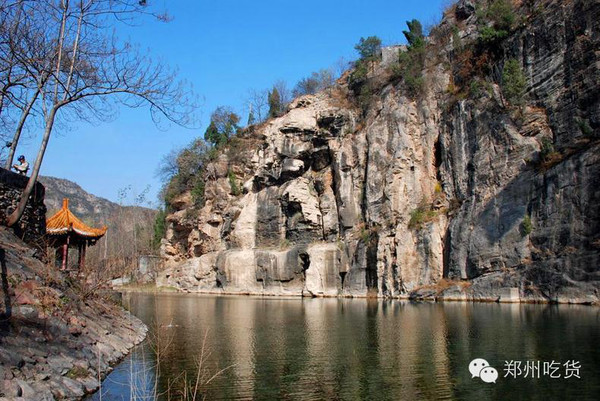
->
0, 228, 146, 399
158, 0, 599, 303
39, 176, 121, 220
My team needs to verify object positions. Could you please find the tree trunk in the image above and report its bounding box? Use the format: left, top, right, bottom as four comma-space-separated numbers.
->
5, 89, 40, 169
7, 107, 57, 227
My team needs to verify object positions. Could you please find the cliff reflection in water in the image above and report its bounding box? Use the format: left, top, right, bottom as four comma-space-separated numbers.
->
91, 294, 600, 400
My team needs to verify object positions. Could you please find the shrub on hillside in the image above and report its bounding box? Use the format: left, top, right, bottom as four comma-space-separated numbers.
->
502, 59, 527, 106
477, 0, 516, 45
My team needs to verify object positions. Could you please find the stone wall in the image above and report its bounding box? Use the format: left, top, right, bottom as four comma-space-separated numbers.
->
381, 45, 405, 67
0, 168, 47, 247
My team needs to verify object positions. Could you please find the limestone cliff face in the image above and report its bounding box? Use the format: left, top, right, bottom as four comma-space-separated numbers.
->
158, 0, 599, 303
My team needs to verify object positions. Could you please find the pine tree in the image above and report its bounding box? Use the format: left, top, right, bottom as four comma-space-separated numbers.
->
268, 87, 282, 118
203, 121, 221, 146
354, 36, 382, 60
403, 19, 424, 49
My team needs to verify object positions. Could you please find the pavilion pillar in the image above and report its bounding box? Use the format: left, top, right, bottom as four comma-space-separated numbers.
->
78, 242, 87, 269
61, 243, 68, 270
77, 243, 82, 269
61, 235, 70, 270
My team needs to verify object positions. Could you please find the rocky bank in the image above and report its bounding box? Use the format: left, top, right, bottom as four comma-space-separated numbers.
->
0, 228, 147, 400
158, 0, 599, 304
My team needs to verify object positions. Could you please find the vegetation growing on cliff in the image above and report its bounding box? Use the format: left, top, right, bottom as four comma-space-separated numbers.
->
394, 19, 426, 98
153, 209, 167, 249
502, 59, 527, 106
477, 0, 517, 45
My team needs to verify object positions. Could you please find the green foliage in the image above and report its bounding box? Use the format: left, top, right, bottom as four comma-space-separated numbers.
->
247, 108, 255, 125
355, 36, 382, 60
540, 137, 555, 159
190, 179, 205, 207
389, 19, 427, 99
537, 136, 563, 170
479, 26, 509, 44
360, 226, 371, 243
521, 215, 533, 236
348, 58, 376, 113
488, 0, 516, 31
152, 208, 167, 250
268, 87, 282, 118
477, 0, 515, 45
469, 80, 482, 98
575, 118, 593, 137
451, 26, 463, 51
159, 131, 227, 210
67, 366, 89, 380
205, 147, 219, 161
203, 121, 223, 147
502, 59, 527, 106
204, 106, 240, 147
349, 59, 369, 88
408, 203, 438, 229
228, 169, 241, 196
403, 19, 425, 49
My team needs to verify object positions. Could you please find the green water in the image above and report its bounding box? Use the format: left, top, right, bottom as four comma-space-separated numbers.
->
90, 293, 600, 400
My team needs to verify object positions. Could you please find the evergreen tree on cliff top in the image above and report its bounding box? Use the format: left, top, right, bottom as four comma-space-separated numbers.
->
355, 36, 382, 60
268, 87, 282, 119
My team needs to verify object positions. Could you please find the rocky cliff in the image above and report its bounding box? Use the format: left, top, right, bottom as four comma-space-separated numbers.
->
158, 0, 599, 304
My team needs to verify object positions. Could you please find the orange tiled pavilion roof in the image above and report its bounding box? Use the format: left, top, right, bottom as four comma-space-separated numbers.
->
46, 198, 107, 239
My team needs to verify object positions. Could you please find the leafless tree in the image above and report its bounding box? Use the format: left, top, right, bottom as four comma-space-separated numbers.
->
1, 0, 197, 227
0, 1, 39, 153
272, 79, 291, 108
245, 88, 268, 123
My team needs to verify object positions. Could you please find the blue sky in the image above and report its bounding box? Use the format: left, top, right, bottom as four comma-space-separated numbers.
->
18, 0, 447, 207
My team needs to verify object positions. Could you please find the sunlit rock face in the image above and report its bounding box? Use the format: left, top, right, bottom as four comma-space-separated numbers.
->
159, 0, 600, 303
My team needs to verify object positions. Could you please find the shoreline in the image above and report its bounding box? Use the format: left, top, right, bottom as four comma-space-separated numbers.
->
0, 228, 149, 400
115, 285, 599, 306
0, 302, 147, 400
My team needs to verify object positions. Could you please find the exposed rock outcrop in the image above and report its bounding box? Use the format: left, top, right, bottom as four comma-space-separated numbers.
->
159, 0, 600, 304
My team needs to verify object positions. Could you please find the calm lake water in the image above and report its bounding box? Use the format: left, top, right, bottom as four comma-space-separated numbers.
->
89, 293, 600, 400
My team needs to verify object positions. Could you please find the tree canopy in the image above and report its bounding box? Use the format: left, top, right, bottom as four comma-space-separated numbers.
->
204, 106, 240, 147
354, 36, 382, 60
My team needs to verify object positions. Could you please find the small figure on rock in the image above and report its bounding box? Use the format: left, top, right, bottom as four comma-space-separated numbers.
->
12, 155, 29, 175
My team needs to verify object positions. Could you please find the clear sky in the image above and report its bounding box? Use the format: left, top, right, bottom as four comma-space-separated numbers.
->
18, 0, 447, 207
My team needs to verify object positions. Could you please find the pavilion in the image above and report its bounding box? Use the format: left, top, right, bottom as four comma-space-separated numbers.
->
46, 198, 107, 270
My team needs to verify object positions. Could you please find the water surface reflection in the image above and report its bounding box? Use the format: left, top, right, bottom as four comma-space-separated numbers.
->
90, 294, 600, 400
